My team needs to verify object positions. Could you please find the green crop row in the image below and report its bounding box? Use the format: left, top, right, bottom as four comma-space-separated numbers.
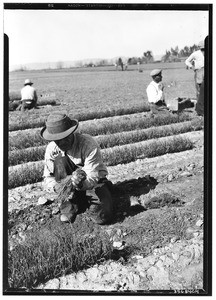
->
102, 135, 193, 166
9, 130, 45, 150
8, 135, 194, 189
9, 162, 44, 188
9, 146, 45, 166
9, 119, 203, 166
9, 99, 58, 111
97, 118, 202, 149
9, 91, 21, 101
8, 221, 112, 289
9, 111, 195, 151
9, 103, 150, 131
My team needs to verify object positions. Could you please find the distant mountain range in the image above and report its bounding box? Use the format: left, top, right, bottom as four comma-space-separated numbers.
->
9, 55, 163, 71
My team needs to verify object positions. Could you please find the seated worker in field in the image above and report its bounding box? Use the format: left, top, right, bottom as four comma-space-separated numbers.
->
17, 79, 38, 112
146, 69, 168, 114
40, 112, 113, 225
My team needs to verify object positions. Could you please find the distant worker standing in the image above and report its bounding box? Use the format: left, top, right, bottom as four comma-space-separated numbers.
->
20, 79, 38, 111
185, 41, 204, 99
146, 69, 168, 114
195, 36, 208, 116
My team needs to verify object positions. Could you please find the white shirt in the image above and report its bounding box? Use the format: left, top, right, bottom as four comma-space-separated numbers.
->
146, 81, 164, 104
185, 50, 204, 70
21, 85, 37, 101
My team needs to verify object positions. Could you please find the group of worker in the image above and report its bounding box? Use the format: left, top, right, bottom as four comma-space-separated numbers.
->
19, 40, 205, 116
146, 39, 205, 116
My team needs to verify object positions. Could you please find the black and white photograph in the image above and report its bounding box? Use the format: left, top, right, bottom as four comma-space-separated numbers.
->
3, 2, 212, 296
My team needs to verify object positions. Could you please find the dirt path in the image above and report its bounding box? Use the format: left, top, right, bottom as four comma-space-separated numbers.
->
33, 166, 204, 291
36, 231, 203, 291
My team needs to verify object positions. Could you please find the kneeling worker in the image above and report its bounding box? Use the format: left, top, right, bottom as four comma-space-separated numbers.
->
146, 69, 168, 114
20, 79, 38, 111
40, 112, 113, 225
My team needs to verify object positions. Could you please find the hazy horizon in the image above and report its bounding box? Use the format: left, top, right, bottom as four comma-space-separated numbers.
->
7, 53, 165, 71
4, 8, 208, 70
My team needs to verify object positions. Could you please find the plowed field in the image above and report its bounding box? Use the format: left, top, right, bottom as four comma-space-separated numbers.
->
6, 63, 207, 294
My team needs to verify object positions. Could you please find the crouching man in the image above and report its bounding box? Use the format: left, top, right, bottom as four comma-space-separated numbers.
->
40, 112, 113, 225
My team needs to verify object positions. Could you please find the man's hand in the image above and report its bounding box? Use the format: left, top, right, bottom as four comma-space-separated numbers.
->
43, 178, 57, 193
158, 82, 164, 91
71, 169, 87, 189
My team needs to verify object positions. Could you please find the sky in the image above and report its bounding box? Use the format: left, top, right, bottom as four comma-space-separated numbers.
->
3, 8, 209, 69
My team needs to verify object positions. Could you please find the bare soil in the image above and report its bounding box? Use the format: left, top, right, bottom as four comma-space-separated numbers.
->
7, 129, 204, 292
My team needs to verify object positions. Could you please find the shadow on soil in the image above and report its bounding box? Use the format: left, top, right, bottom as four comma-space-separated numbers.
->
8, 175, 158, 233
9, 174, 187, 235
110, 175, 158, 223
109, 175, 186, 224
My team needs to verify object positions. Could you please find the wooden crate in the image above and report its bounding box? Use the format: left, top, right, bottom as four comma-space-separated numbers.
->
166, 98, 196, 111
166, 98, 179, 111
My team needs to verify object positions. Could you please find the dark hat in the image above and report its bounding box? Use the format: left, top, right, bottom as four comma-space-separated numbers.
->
150, 69, 162, 77
41, 113, 79, 141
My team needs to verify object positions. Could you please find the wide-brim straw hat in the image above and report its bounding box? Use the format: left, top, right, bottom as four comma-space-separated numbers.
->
24, 79, 33, 85
41, 113, 79, 141
150, 69, 162, 77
